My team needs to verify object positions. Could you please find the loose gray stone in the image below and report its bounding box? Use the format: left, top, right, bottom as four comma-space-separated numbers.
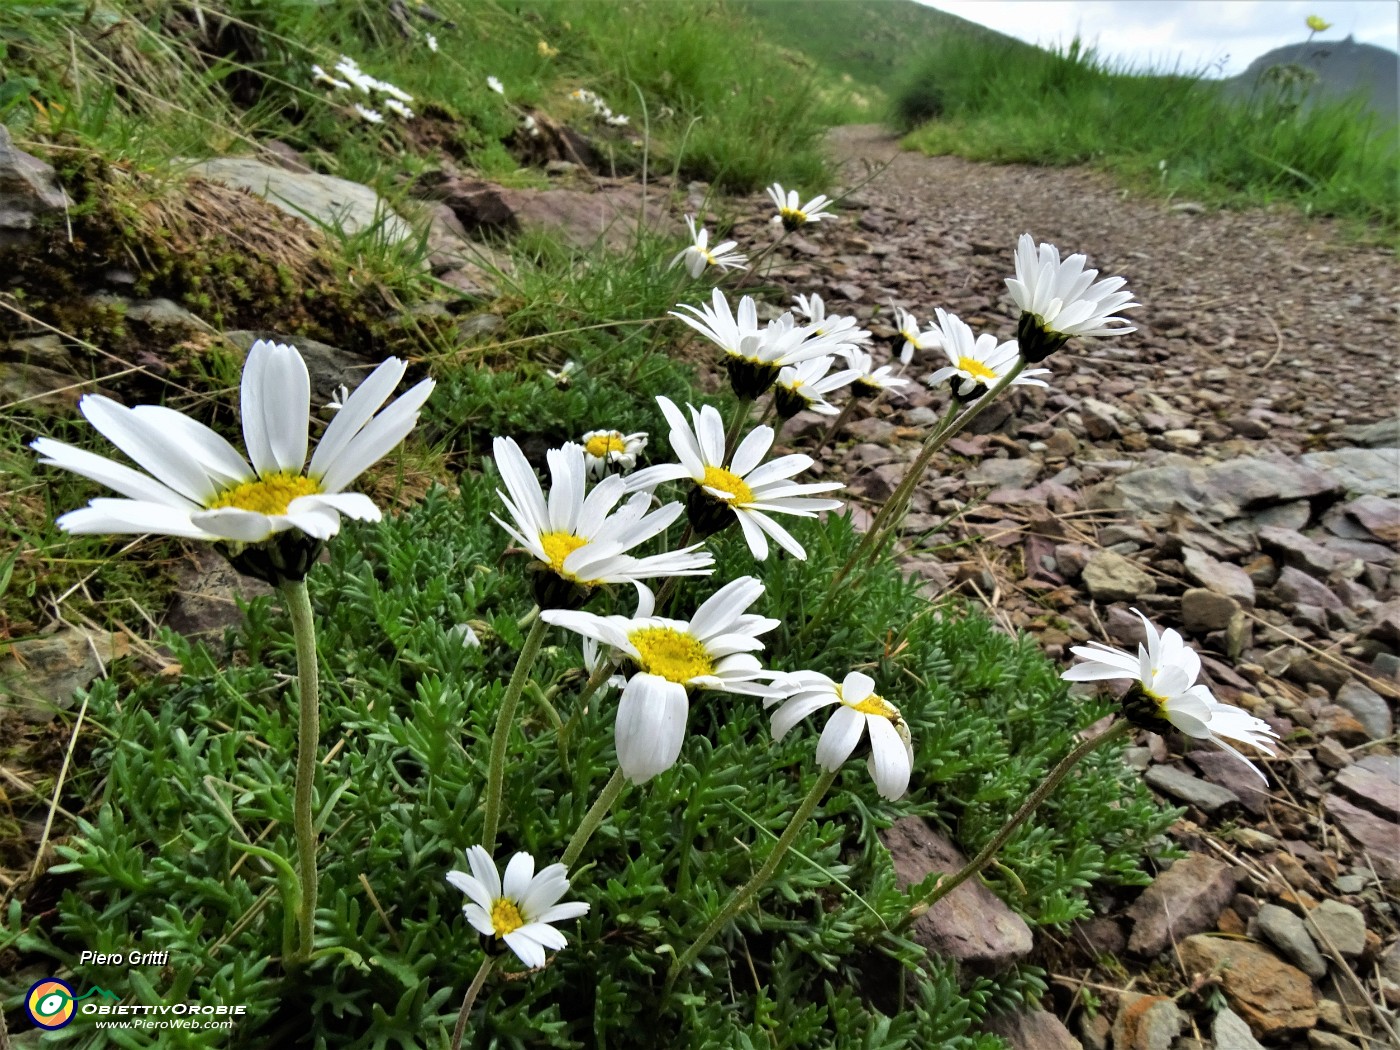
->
1111, 993, 1182, 1050
189, 157, 418, 243
1334, 680, 1393, 740
0, 627, 126, 720
1181, 588, 1242, 633
1115, 455, 1340, 521
1144, 764, 1240, 812
1258, 525, 1344, 578
1301, 447, 1400, 498
1082, 550, 1156, 602
1255, 904, 1327, 978
0, 123, 70, 247
1340, 418, 1400, 448
985, 1009, 1082, 1050
1181, 547, 1256, 605
1307, 1032, 1362, 1050
965, 455, 1043, 488
1307, 900, 1367, 959
1126, 851, 1237, 956
1274, 565, 1344, 610
1212, 1006, 1266, 1050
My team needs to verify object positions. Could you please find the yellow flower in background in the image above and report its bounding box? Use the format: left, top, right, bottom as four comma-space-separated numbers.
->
538, 39, 559, 58
1306, 15, 1331, 32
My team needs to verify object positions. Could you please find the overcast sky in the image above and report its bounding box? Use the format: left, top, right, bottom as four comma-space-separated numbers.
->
922, 1, 1399, 77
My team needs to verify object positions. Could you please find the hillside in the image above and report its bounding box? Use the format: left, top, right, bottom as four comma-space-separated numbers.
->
740, 0, 1027, 90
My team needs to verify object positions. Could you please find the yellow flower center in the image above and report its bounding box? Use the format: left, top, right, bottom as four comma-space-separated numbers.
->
629, 627, 714, 683
490, 898, 525, 936
956, 356, 999, 383
782, 207, 806, 223
585, 433, 627, 457
845, 689, 899, 720
205, 472, 322, 515
701, 465, 753, 506
539, 530, 588, 575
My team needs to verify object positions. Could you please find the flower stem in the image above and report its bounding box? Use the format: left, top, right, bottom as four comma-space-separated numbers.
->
723, 397, 752, 460
561, 767, 628, 868
666, 767, 838, 992
896, 719, 1132, 933
481, 613, 550, 855
733, 226, 792, 290
809, 396, 858, 458
281, 578, 321, 964
449, 955, 496, 1050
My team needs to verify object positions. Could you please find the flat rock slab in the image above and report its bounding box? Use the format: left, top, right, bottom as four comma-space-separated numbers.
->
1115, 455, 1340, 521
1144, 764, 1240, 812
0, 627, 128, 720
189, 157, 417, 243
1178, 934, 1317, 1036
1301, 447, 1400, 498
1324, 792, 1400, 878
1126, 852, 1236, 956
879, 816, 1032, 970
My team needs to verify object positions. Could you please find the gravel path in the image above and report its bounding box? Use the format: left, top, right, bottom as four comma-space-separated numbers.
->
716, 125, 1400, 1050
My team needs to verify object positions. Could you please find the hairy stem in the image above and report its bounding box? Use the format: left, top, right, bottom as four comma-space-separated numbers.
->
897, 719, 1133, 932
281, 579, 321, 964
561, 767, 628, 868
449, 955, 496, 1050
481, 614, 550, 854
666, 767, 838, 992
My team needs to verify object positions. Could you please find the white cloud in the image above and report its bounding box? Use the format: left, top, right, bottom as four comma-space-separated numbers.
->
923, 1, 1398, 76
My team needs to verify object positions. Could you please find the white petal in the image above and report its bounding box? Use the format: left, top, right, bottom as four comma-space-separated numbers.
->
80, 396, 220, 504
56, 499, 210, 539
243, 340, 310, 474
314, 377, 434, 493
615, 674, 688, 783
308, 357, 407, 478
519, 866, 569, 916
502, 930, 547, 969
815, 705, 864, 770
536, 900, 589, 925
292, 491, 381, 522
466, 844, 502, 900
502, 852, 535, 902
32, 438, 199, 509
188, 507, 281, 542
770, 692, 840, 741
446, 870, 495, 913
867, 715, 911, 800
129, 406, 253, 487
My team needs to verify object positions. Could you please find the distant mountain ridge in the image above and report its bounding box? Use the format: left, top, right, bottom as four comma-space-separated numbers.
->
1225, 37, 1398, 122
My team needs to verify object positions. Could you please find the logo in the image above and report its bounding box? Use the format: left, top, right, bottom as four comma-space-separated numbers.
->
26, 978, 77, 1029
24, 979, 121, 1030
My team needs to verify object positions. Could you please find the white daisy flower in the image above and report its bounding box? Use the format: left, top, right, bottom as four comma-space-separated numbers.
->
842, 348, 909, 397
33, 340, 434, 547
546, 360, 578, 386
774, 356, 860, 419
446, 846, 589, 969
543, 576, 783, 782
1006, 233, 1139, 361
668, 216, 748, 280
450, 623, 482, 648
893, 306, 936, 367
383, 99, 415, 121
605, 113, 630, 127
1062, 610, 1280, 783
334, 56, 376, 94
325, 384, 351, 411
792, 293, 872, 353
624, 396, 843, 561
923, 309, 1050, 399
311, 65, 351, 91
426, 33, 438, 53
376, 81, 414, 105
581, 430, 647, 477
491, 438, 713, 606
353, 103, 384, 125
766, 183, 834, 231
487, 75, 505, 95
672, 289, 842, 399
767, 670, 914, 801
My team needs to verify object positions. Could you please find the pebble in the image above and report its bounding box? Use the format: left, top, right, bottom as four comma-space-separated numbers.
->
1333, 680, 1392, 740
1112, 993, 1182, 1050
1125, 852, 1236, 956
1307, 900, 1367, 959
1144, 764, 1240, 812
1211, 1006, 1266, 1050
1082, 550, 1156, 602
1255, 903, 1327, 978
